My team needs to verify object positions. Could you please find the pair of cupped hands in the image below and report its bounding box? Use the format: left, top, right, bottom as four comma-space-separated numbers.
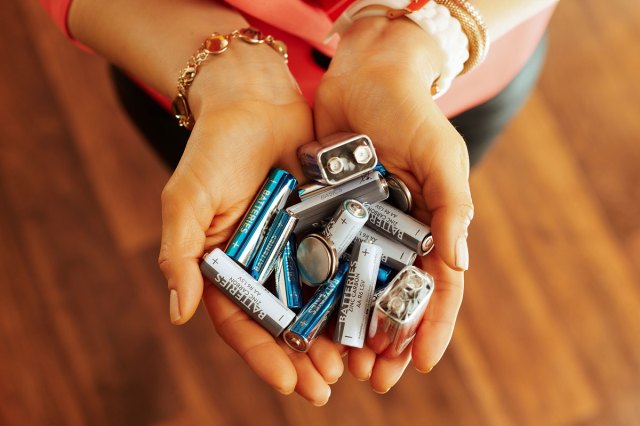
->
158, 17, 473, 405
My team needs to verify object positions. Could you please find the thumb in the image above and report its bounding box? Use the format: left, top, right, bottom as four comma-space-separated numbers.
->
158, 179, 209, 325
415, 125, 474, 271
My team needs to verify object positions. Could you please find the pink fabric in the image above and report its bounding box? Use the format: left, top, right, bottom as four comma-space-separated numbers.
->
40, 0, 555, 117
437, 6, 554, 117
39, 0, 73, 38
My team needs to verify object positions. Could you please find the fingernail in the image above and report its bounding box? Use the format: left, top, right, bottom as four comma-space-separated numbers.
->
455, 236, 469, 271
372, 387, 390, 395
356, 372, 371, 382
276, 386, 294, 396
327, 369, 343, 385
312, 388, 331, 406
416, 366, 433, 374
170, 289, 181, 324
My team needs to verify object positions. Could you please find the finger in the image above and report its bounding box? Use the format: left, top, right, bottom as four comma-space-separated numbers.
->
203, 285, 298, 394
348, 346, 377, 381
413, 118, 474, 272
158, 185, 208, 324
281, 343, 332, 406
411, 253, 464, 372
369, 345, 413, 393
307, 336, 345, 384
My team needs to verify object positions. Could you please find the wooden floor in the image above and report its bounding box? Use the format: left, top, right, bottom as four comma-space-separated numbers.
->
1, 1, 639, 425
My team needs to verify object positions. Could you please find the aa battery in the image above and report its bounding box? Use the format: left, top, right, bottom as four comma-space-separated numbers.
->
297, 200, 368, 286
367, 266, 435, 357
340, 245, 396, 284
287, 170, 388, 233
334, 241, 382, 348
283, 261, 351, 353
377, 264, 396, 286
200, 249, 295, 337
353, 227, 417, 271
250, 209, 298, 284
274, 235, 303, 310
297, 182, 327, 200
373, 163, 389, 177
366, 202, 434, 256
372, 266, 396, 307
322, 200, 369, 256
225, 169, 297, 267
298, 133, 378, 185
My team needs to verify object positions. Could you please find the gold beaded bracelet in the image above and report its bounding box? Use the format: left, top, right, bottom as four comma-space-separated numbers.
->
172, 28, 288, 130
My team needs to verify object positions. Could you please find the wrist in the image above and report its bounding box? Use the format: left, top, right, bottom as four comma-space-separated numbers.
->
188, 41, 298, 120
333, 15, 442, 85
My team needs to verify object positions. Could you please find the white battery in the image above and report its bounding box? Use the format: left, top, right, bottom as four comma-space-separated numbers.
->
322, 199, 369, 256
353, 227, 417, 271
334, 241, 382, 348
200, 248, 295, 337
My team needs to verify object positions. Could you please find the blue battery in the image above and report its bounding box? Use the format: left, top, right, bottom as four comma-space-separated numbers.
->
377, 264, 396, 287
225, 169, 297, 267
250, 209, 298, 284
373, 163, 390, 177
274, 235, 303, 310
283, 261, 350, 352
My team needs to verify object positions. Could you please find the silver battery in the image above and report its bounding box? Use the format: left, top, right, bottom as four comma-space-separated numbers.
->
287, 171, 389, 233
366, 202, 434, 256
297, 182, 327, 200
298, 133, 378, 185
353, 226, 417, 271
250, 210, 298, 284
370, 286, 387, 308
367, 266, 434, 357
334, 241, 382, 348
296, 234, 337, 286
297, 200, 368, 286
386, 174, 413, 213
200, 249, 295, 337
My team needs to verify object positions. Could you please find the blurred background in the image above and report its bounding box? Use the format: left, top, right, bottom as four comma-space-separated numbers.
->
1, 0, 639, 425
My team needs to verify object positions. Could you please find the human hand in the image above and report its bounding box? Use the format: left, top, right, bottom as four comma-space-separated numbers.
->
314, 17, 473, 392
158, 43, 343, 405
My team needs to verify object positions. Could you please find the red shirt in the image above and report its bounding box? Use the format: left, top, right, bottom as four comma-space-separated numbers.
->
39, 0, 555, 117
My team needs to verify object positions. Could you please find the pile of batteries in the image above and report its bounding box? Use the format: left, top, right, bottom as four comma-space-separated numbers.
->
200, 133, 435, 358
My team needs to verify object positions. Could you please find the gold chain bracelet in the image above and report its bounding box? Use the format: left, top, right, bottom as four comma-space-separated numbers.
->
172, 28, 288, 130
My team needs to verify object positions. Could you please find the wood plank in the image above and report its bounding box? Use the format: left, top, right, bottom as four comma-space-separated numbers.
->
477, 92, 640, 425
538, 0, 640, 242
19, 0, 168, 257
